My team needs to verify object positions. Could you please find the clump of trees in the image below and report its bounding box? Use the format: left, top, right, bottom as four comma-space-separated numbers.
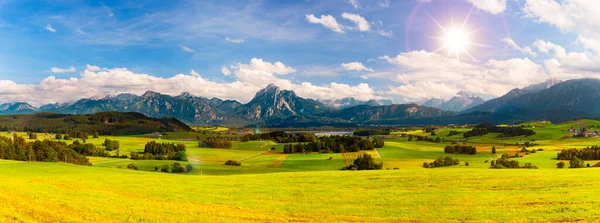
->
557, 146, 600, 160
491, 157, 537, 169
225, 160, 241, 166
199, 137, 232, 148
556, 162, 566, 169
127, 163, 138, 170
102, 138, 120, 151
447, 130, 462, 137
27, 132, 37, 140
69, 140, 109, 157
423, 156, 460, 168
0, 134, 89, 165
372, 138, 385, 148
463, 123, 535, 138
282, 136, 377, 154
130, 141, 187, 161
171, 162, 185, 172
444, 145, 477, 155
343, 153, 383, 170
569, 157, 586, 168
265, 131, 317, 143
354, 129, 391, 136
55, 133, 63, 140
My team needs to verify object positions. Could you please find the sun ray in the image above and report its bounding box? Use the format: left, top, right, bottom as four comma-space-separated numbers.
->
426, 12, 446, 32
462, 7, 474, 29
432, 46, 447, 54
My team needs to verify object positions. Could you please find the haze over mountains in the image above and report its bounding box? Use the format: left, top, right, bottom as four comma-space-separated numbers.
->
0, 78, 597, 126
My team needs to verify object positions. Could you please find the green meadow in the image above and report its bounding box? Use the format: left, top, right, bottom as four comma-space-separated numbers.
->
2, 119, 600, 221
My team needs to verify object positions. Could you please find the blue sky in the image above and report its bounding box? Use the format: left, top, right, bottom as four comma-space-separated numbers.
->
1, 0, 599, 106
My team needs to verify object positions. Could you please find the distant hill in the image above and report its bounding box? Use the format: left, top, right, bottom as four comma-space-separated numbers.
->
0, 112, 191, 135
463, 78, 562, 113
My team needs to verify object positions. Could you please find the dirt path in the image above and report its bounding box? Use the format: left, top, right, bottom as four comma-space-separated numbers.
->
238, 142, 270, 162
269, 154, 288, 168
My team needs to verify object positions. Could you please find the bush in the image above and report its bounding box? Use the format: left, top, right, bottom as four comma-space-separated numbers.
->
185, 164, 193, 172
465, 162, 469, 166
271, 147, 276, 151
160, 165, 170, 172
569, 157, 585, 168
225, 160, 242, 166
344, 153, 383, 170
422, 162, 430, 168
154, 166, 159, 171
55, 133, 63, 140
171, 162, 185, 173
424, 156, 460, 168
556, 162, 565, 169
127, 163, 138, 170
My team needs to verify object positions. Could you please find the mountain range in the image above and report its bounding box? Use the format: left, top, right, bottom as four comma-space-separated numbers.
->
418, 91, 485, 112
1, 78, 598, 127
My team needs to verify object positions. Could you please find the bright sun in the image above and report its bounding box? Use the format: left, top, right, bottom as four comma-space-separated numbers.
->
428, 8, 490, 62
444, 28, 469, 54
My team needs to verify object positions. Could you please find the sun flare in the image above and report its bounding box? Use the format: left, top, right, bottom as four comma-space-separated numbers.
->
444, 28, 469, 54
428, 8, 490, 62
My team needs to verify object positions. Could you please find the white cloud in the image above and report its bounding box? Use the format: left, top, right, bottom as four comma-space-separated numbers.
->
348, 0, 359, 8
190, 69, 201, 77
466, 0, 507, 14
305, 14, 344, 33
523, 0, 600, 54
85, 64, 101, 71
502, 38, 537, 57
341, 13, 370, 32
225, 37, 245, 43
532, 40, 600, 78
341, 62, 373, 72
51, 66, 76, 73
45, 24, 56, 33
373, 50, 548, 101
179, 45, 195, 53
378, 30, 393, 37
0, 59, 378, 106
221, 67, 232, 76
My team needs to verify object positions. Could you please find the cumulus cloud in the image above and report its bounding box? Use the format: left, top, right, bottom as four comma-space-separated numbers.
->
373, 50, 548, 101
225, 37, 245, 43
466, 0, 507, 14
179, 45, 195, 53
51, 66, 76, 73
85, 64, 101, 71
190, 69, 201, 77
341, 62, 373, 72
0, 59, 378, 106
305, 14, 344, 33
523, 0, 600, 54
45, 24, 56, 33
221, 67, 232, 76
532, 40, 600, 79
341, 13, 370, 32
502, 38, 537, 57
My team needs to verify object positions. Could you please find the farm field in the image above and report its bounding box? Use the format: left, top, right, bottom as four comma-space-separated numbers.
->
1, 160, 600, 222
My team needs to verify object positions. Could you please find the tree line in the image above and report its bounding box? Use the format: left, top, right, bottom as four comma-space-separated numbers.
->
130, 141, 187, 161
0, 112, 190, 136
557, 146, 600, 160
0, 134, 90, 165
282, 136, 384, 154
199, 137, 233, 148
423, 156, 459, 168
444, 145, 477, 155
463, 123, 535, 138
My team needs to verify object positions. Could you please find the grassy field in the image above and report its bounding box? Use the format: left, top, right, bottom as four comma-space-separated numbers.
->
1, 160, 600, 222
